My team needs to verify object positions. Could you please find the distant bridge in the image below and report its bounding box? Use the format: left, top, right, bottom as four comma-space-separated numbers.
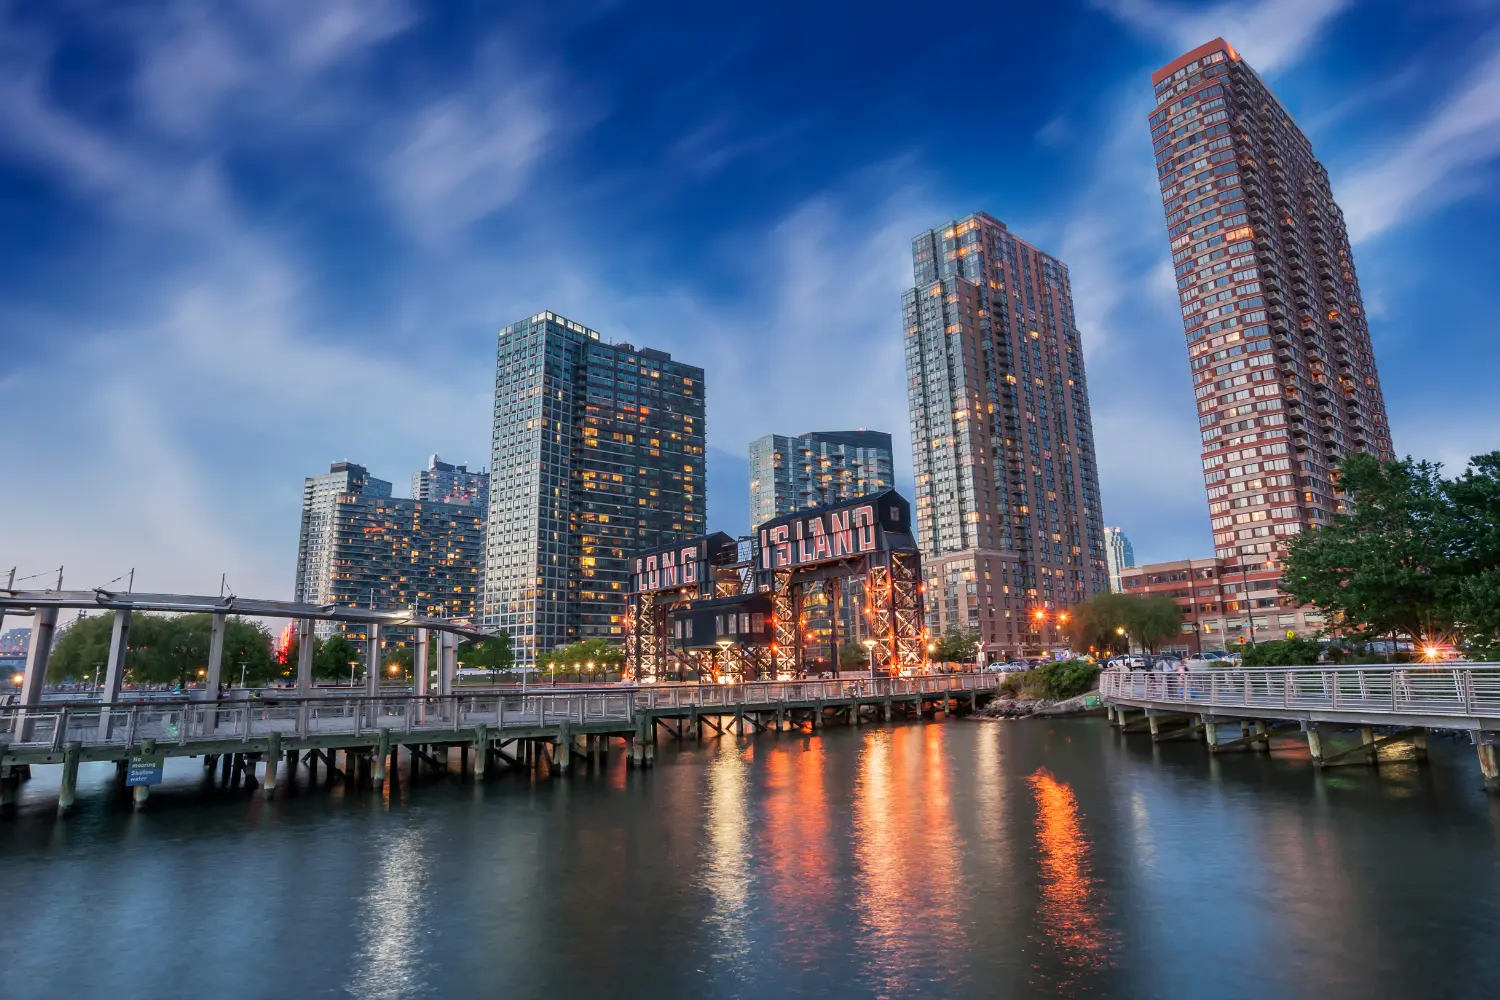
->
1101, 665, 1500, 791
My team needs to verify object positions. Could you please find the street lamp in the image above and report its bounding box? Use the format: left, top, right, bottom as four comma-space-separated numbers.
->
1116, 625, 1128, 658
862, 638, 877, 678
349, 659, 358, 688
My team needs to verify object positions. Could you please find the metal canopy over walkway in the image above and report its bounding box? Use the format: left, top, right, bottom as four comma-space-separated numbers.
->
1101, 665, 1500, 790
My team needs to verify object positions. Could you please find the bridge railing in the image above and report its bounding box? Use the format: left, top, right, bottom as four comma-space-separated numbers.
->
0, 690, 640, 753
633, 671, 998, 711
1101, 664, 1500, 719
0, 673, 999, 754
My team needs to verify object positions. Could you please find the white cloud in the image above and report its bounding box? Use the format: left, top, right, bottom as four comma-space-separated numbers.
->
1093, 0, 1351, 73
130, 0, 416, 137
1339, 35, 1500, 243
383, 76, 556, 238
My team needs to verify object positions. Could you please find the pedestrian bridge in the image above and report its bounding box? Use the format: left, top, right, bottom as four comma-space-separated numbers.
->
1101, 664, 1500, 790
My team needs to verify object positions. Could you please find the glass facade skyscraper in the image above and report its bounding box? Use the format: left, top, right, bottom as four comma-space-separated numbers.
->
1103, 525, 1135, 592
483, 310, 705, 666
903, 212, 1107, 657
1150, 39, 1394, 598
747, 430, 894, 529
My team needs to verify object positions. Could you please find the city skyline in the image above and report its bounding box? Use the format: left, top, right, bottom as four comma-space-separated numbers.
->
3, 3, 1498, 601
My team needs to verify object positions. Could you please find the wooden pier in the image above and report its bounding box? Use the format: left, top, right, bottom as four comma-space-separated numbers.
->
0, 673, 1001, 816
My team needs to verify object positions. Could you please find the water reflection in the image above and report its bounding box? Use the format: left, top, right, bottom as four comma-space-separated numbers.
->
854, 726, 964, 995
701, 743, 754, 977
760, 737, 834, 968
348, 830, 432, 1000
1027, 768, 1111, 992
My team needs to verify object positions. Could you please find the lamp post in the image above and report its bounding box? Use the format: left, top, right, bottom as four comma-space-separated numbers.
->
862, 637, 877, 678
349, 659, 358, 688
1116, 626, 1128, 661
1238, 560, 1259, 648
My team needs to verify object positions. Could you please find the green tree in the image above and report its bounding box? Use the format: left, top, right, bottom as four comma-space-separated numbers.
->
1443, 452, 1500, 656
382, 646, 414, 683
460, 632, 516, 682
839, 643, 870, 668
1281, 453, 1460, 644
932, 628, 980, 663
1239, 636, 1324, 667
543, 638, 625, 679
314, 633, 362, 683
1062, 593, 1133, 654
1122, 596, 1184, 653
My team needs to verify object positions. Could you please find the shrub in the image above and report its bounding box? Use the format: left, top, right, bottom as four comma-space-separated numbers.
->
998, 673, 1023, 698
1023, 659, 1100, 700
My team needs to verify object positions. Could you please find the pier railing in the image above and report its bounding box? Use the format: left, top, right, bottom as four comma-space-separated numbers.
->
1101, 664, 1500, 719
0, 672, 1000, 753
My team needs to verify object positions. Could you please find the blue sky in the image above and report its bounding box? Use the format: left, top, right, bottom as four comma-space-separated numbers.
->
2, 0, 1498, 599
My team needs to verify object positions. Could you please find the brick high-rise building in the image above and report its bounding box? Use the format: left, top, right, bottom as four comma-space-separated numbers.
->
1149, 39, 1395, 606
903, 212, 1108, 658
483, 311, 705, 666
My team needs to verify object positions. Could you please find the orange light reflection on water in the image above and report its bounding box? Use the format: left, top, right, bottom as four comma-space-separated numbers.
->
853, 726, 964, 994
1027, 768, 1112, 991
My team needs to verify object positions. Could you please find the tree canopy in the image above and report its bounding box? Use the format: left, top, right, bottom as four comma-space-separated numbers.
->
544, 638, 624, 672
931, 628, 980, 664
839, 643, 870, 668
48, 612, 277, 687
1063, 593, 1183, 654
1281, 451, 1500, 653
460, 632, 516, 678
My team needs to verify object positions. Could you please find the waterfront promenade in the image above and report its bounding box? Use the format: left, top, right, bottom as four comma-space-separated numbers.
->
0, 672, 1001, 816
1102, 664, 1500, 787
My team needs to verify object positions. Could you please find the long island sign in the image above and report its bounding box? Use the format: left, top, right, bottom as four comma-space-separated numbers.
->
758, 489, 913, 571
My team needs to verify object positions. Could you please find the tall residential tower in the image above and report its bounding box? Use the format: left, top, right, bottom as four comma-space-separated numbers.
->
412, 455, 489, 510
748, 430, 893, 529
483, 311, 705, 666
1150, 39, 1394, 604
903, 212, 1108, 658
1103, 526, 1135, 592
292, 461, 484, 641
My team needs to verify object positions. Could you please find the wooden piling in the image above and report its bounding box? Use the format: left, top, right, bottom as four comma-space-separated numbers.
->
263, 732, 281, 799
57, 741, 81, 816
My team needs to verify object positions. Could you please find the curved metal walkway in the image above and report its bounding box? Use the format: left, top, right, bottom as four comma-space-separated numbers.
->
1101, 665, 1500, 790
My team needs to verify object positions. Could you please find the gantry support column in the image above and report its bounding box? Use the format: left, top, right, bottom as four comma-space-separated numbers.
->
204, 613, 226, 696
295, 619, 315, 732
97, 608, 132, 739
365, 624, 382, 728
415, 629, 431, 698
438, 631, 456, 698
17, 607, 57, 742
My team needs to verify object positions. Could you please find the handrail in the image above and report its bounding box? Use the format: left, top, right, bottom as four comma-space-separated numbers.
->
0, 673, 1001, 753
1100, 665, 1500, 720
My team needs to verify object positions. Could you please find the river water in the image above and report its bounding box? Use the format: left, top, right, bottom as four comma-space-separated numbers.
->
4, 717, 1500, 999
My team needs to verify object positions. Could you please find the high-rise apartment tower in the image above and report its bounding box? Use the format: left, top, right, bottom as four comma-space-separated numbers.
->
483, 311, 705, 666
412, 454, 489, 510
903, 212, 1108, 657
1103, 526, 1135, 592
747, 430, 894, 529
292, 461, 484, 642
1149, 40, 1394, 598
